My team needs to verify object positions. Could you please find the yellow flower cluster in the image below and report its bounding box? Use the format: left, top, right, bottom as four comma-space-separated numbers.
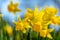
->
1, 0, 59, 39
13, 6, 60, 39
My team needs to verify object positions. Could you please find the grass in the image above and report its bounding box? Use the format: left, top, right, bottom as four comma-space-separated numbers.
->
0, 29, 60, 40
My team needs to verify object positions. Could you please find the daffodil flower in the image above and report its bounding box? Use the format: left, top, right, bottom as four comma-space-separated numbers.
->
32, 22, 54, 39
0, 14, 2, 17
40, 26, 54, 39
32, 22, 42, 32
51, 16, 60, 25
4, 24, 13, 36
8, 0, 21, 14
13, 15, 31, 33
41, 6, 58, 24
13, 16, 24, 31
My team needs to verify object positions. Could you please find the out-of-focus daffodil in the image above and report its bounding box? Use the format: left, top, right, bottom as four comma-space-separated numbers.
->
4, 24, 13, 36
24, 8, 33, 20
51, 16, 60, 25
13, 15, 31, 33
39, 7, 57, 39
8, 0, 21, 14
41, 6, 58, 24
0, 14, 2, 17
32, 22, 54, 39
13, 16, 24, 31
32, 22, 42, 32
24, 6, 40, 22
23, 20, 31, 30
40, 26, 54, 39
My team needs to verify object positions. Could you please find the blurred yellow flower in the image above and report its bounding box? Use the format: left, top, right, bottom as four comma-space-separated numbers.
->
24, 8, 33, 20
32, 22, 42, 32
23, 19, 31, 29
51, 16, 60, 25
24, 6, 40, 22
13, 16, 24, 31
41, 6, 58, 24
8, 0, 21, 14
40, 26, 54, 39
5, 24, 13, 36
13, 15, 31, 33
32, 22, 54, 39
0, 14, 2, 17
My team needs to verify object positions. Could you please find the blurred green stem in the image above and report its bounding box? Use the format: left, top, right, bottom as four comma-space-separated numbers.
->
13, 31, 21, 40
53, 31, 56, 40
30, 31, 39, 40
0, 29, 3, 40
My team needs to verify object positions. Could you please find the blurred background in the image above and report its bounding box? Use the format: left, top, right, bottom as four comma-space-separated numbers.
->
0, 0, 60, 31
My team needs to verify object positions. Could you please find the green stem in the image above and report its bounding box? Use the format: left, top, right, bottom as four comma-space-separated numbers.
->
13, 31, 21, 40
30, 31, 38, 40
0, 29, 3, 40
53, 31, 56, 40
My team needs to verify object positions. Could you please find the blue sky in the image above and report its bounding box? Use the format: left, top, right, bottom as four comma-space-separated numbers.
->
0, 0, 60, 31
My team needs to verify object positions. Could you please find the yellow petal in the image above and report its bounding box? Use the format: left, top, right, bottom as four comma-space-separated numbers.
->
27, 8, 33, 13
5, 24, 13, 36
23, 21, 31, 29
40, 30, 47, 37
47, 33, 53, 39
39, 10, 44, 22
15, 2, 19, 7
18, 15, 21, 22
34, 6, 39, 17
22, 29, 26, 33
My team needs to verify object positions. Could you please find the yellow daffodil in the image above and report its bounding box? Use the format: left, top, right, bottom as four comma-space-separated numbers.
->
51, 16, 60, 25
45, 6, 58, 16
8, 0, 21, 14
13, 16, 24, 31
23, 21, 31, 29
40, 26, 54, 39
24, 6, 44, 29
4, 24, 13, 36
31, 6, 41, 24
0, 14, 2, 17
39, 7, 57, 39
32, 22, 42, 32
24, 6, 40, 22
32, 22, 54, 39
13, 15, 31, 33
41, 7, 58, 25
24, 8, 33, 20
